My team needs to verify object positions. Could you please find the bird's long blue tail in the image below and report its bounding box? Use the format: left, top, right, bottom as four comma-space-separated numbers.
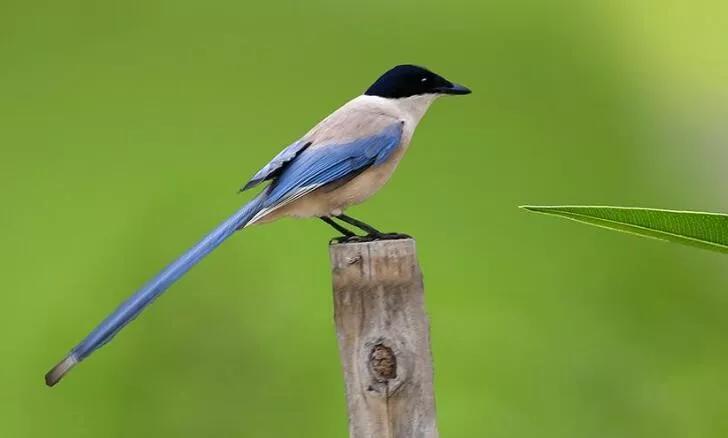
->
45, 195, 265, 386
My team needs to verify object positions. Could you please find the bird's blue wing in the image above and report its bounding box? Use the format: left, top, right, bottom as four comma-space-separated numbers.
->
241, 140, 312, 191
260, 121, 403, 212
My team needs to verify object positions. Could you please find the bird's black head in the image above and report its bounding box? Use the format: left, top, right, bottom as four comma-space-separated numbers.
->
365, 65, 471, 99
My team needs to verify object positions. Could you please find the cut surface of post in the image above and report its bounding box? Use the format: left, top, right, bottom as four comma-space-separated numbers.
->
330, 238, 438, 438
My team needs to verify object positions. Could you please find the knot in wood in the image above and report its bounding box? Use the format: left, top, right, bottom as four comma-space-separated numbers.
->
369, 344, 397, 381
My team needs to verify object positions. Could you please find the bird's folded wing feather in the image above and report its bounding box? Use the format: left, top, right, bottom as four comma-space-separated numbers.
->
241, 140, 311, 191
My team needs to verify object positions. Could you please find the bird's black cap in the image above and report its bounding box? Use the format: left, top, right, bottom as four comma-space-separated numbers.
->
365, 65, 471, 98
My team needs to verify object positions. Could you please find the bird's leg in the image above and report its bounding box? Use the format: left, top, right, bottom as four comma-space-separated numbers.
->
320, 216, 357, 242
336, 214, 382, 235
336, 214, 411, 241
321, 217, 356, 236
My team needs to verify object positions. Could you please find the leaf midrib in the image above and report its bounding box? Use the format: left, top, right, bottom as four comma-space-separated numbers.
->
521, 206, 728, 253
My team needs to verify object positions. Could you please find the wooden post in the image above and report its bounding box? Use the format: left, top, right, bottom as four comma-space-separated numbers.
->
330, 239, 438, 438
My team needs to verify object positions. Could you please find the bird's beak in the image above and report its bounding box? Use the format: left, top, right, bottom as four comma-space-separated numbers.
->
436, 82, 471, 95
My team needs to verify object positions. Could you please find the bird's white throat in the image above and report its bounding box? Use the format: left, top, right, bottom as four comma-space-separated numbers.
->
357, 94, 440, 127
392, 94, 440, 125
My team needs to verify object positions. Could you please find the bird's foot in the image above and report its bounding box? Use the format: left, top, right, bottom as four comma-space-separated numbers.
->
330, 233, 411, 244
330, 235, 360, 245
369, 232, 412, 241
330, 235, 375, 244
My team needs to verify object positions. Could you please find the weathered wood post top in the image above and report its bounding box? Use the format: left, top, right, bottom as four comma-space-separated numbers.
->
330, 238, 438, 438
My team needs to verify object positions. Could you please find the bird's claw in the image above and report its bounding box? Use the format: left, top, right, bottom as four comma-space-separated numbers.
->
371, 232, 411, 240
329, 232, 411, 245
329, 236, 351, 245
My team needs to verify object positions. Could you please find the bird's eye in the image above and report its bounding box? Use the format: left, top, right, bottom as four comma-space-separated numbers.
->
421, 77, 428, 82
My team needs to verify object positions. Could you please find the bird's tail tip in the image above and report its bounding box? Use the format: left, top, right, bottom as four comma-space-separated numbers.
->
45, 354, 78, 387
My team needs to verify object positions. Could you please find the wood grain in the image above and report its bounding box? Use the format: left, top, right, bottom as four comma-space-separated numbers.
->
330, 239, 438, 438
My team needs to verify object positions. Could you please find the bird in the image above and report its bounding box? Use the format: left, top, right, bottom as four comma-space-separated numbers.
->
45, 64, 470, 387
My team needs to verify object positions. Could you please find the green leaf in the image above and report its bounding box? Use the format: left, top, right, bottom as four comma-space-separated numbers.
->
520, 206, 728, 254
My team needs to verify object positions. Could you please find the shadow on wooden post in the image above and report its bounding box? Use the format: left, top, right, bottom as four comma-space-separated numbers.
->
330, 239, 438, 438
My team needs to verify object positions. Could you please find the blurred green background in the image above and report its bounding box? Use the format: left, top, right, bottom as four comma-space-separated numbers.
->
2, 0, 727, 436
